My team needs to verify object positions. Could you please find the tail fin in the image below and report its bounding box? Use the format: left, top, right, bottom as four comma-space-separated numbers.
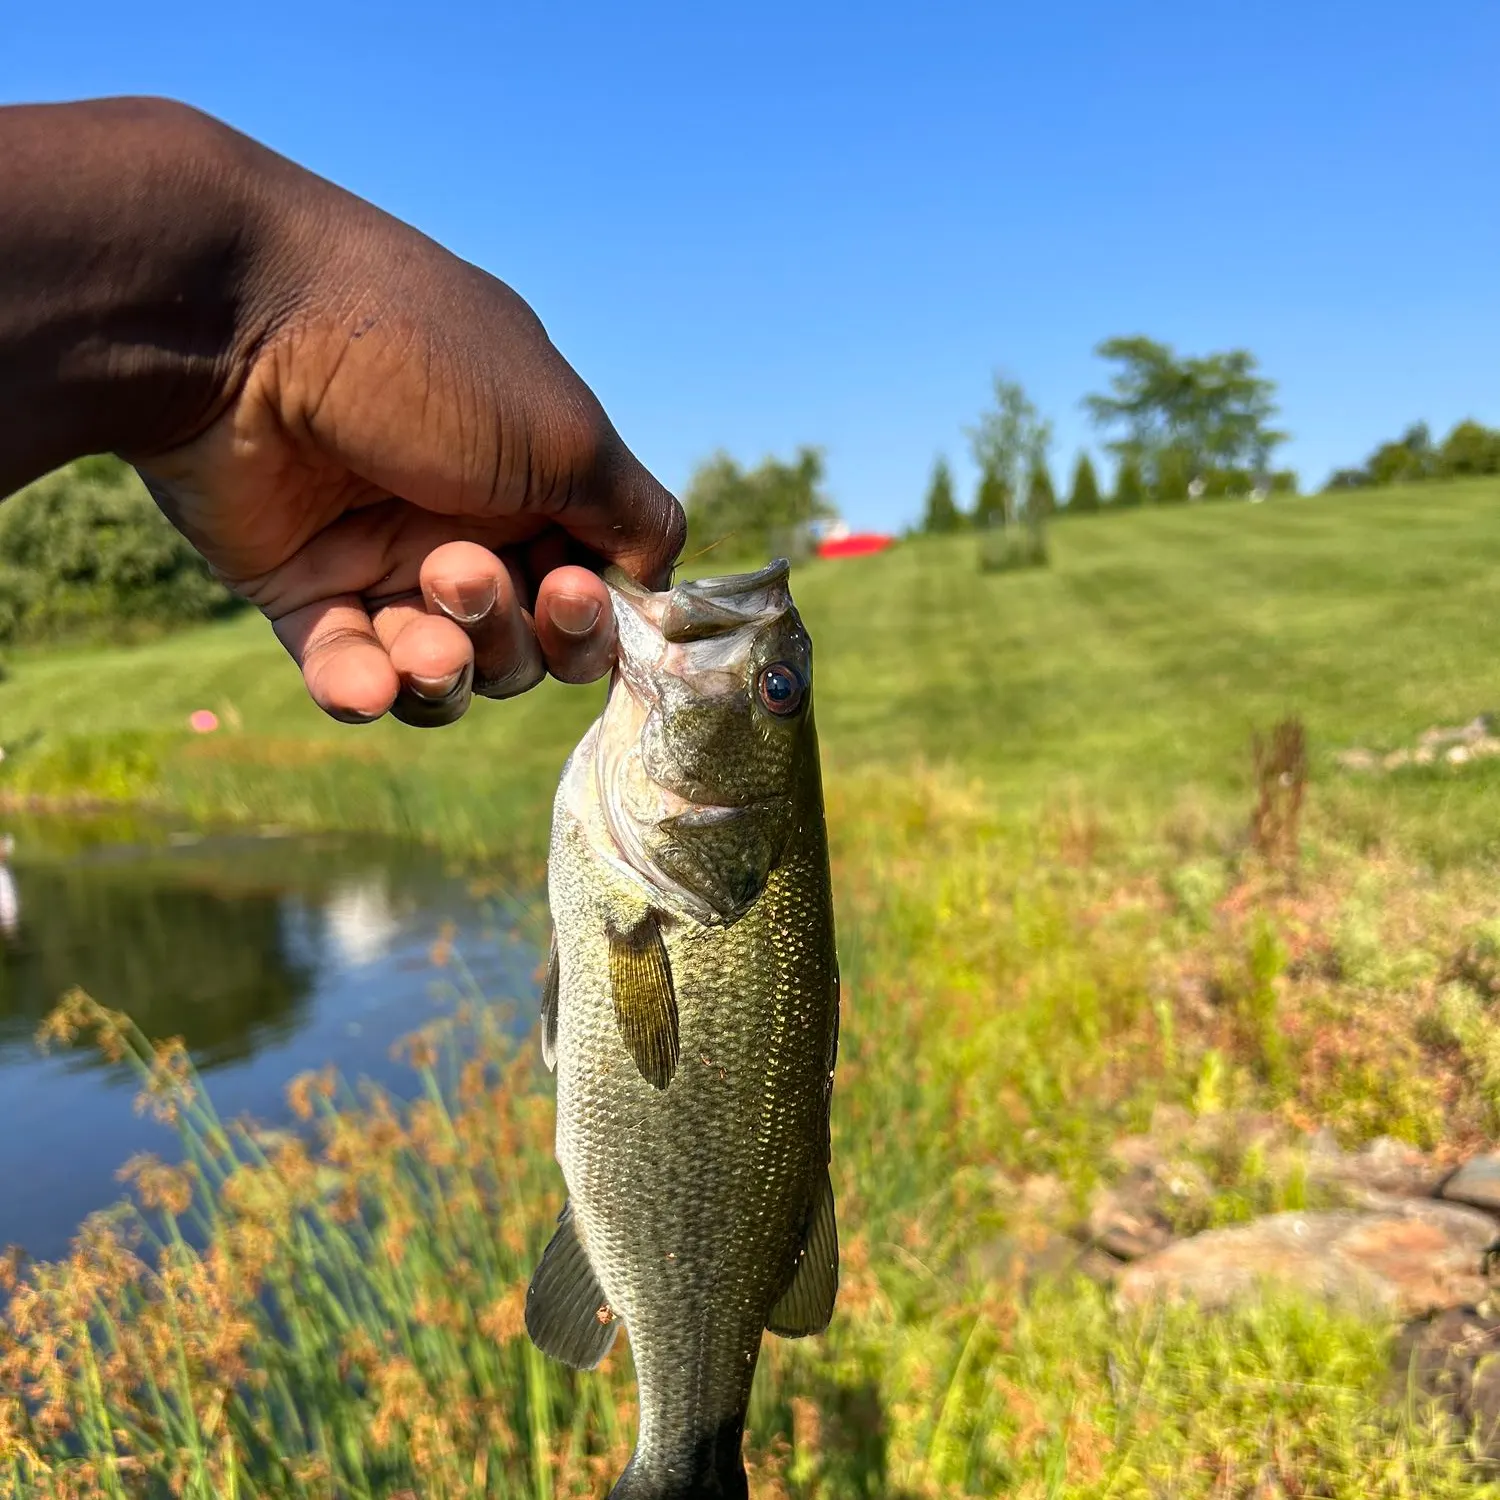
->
607, 1418, 748, 1499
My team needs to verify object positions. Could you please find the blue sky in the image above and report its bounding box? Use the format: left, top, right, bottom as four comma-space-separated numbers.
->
6, 2, 1497, 530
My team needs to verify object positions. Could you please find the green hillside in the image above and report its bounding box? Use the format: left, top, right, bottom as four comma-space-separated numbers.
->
3, 476, 1498, 861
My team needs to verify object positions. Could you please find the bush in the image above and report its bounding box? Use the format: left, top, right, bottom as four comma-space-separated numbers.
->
0, 458, 238, 644
978, 513, 1048, 572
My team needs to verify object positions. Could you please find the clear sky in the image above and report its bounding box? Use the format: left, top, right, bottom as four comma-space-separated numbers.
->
6, 2, 1497, 530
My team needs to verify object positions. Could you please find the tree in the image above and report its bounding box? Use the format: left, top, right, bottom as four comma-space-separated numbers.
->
967, 375, 1053, 530
1367, 441, 1421, 487
1438, 419, 1500, 477
920, 457, 965, 533
1154, 445, 1193, 503
1067, 453, 1102, 513
1324, 417, 1500, 490
682, 445, 836, 561
1084, 335, 1287, 492
1113, 454, 1146, 508
973, 468, 1010, 529
1025, 459, 1057, 518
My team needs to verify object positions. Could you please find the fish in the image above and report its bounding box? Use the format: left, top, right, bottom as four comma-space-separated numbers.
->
528, 557, 840, 1499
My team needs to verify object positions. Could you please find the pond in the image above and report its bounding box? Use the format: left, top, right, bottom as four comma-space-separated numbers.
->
0, 811, 544, 1262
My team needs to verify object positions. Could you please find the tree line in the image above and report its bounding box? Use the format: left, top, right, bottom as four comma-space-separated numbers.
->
0, 456, 237, 645
922, 335, 1297, 533
1325, 419, 1500, 491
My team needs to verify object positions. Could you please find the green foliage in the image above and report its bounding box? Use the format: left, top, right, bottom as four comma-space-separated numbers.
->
972, 467, 1010, 529
1112, 453, 1147, 507
0, 458, 237, 644
977, 514, 1048, 572
1439, 418, 1500, 477
1024, 457, 1056, 517
919, 456, 965, 534
682, 445, 836, 563
1085, 335, 1287, 496
1368, 440, 1424, 487
1327, 417, 1500, 490
1154, 443, 1194, 503
1066, 452, 1102, 513
967, 374, 1052, 531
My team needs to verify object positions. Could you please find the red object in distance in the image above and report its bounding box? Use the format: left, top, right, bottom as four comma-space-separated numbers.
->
815, 533, 894, 559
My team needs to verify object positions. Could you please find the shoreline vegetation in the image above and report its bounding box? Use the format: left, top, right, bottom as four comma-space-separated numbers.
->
6, 480, 1500, 1493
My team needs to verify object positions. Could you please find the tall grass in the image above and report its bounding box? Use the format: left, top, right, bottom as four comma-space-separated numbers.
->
7, 768, 1500, 1496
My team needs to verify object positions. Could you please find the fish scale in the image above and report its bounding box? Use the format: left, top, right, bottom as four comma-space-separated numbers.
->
530, 561, 839, 1500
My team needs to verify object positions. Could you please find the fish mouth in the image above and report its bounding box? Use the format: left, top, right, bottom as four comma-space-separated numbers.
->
605, 559, 791, 645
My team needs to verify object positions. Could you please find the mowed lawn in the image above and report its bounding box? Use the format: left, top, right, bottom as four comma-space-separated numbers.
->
3, 476, 1499, 860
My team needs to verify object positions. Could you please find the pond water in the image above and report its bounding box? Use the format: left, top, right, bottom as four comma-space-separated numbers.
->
0, 812, 544, 1262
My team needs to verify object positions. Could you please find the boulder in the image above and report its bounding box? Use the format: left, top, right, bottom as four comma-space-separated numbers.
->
1308, 1131, 1450, 1208
1440, 1153, 1500, 1214
1116, 1201, 1499, 1319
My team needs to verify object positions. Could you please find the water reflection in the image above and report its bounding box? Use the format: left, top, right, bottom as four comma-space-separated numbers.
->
0, 858, 316, 1067
0, 814, 541, 1261
0, 835, 16, 938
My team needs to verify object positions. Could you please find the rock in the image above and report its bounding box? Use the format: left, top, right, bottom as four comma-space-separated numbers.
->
1116, 1201, 1499, 1319
1334, 748, 1378, 772
1309, 1133, 1449, 1207
1396, 1307, 1500, 1460
1440, 1154, 1500, 1214
1095, 1220, 1173, 1262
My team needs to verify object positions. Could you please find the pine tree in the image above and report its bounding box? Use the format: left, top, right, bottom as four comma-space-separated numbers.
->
973, 467, 1010, 528
1154, 445, 1192, 503
920, 457, 964, 533
1114, 455, 1146, 508
1025, 460, 1057, 518
1067, 453, 1101, 513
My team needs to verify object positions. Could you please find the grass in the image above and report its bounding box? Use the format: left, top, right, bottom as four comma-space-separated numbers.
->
6, 480, 1500, 1494
5, 477, 1500, 863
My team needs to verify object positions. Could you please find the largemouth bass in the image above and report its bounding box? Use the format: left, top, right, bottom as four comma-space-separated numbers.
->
528, 558, 840, 1499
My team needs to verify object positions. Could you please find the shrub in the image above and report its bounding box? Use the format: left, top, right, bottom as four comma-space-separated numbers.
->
978, 514, 1048, 572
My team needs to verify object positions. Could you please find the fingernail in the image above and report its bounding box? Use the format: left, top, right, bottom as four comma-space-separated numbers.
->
433, 577, 498, 625
550, 593, 602, 637
327, 706, 382, 725
410, 670, 464, 701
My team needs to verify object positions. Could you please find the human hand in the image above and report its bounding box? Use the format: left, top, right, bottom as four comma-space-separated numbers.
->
1, 99, 684, 727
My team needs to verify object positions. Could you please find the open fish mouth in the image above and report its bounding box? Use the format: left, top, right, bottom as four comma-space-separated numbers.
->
605, 557, 792, 640
581, 559, 802, 923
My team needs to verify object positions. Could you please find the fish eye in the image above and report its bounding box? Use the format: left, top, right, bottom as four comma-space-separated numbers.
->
757, 662, 806, 716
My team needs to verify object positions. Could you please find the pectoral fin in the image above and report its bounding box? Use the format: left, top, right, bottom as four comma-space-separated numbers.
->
540, 931, 559, 1072
607, 911, 679, 1090
767, 1168, 839, 1337
525, 1201, 618, 1369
